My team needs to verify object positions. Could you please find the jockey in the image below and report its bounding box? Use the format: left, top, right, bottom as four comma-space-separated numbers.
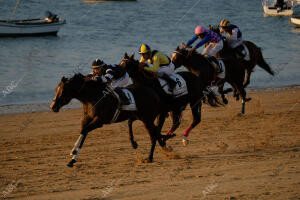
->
88, 58, 130, 105
219, 19, 246, 59
184, 25, 223, 73
138, 44, 177, 91
87, 59, 104, 80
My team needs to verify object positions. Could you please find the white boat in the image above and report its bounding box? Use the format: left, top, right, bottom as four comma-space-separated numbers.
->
262, 0, 294, 16
0, 12, 65, 37
291, 15, 300, 26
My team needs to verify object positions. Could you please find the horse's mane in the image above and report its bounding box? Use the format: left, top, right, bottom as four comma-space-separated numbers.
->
69, 73, 85, 82
68, 72, 106, 92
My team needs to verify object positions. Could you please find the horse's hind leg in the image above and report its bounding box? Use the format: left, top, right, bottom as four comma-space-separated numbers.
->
128, 118, 138, 149
217, 82, 228, 104
243, 67, 253, 88
157, 112, 168, 134
156, 113, 176, 146
183, 102, 202, 146
235, 84, 251, 114
166, 110, 182, 135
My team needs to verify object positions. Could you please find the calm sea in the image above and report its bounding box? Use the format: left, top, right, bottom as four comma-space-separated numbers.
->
0, 0, 299, 110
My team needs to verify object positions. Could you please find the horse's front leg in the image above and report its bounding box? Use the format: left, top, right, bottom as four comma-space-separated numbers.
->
68, 116, 102, 167
165, 110, 182, 136
128, 118, 138, 149
182, 102, 202, 146
143, 122, 158, 163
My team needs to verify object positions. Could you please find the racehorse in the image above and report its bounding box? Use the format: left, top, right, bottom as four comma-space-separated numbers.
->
209, 25, 274, 88
171, 46, 250, 114
119, 53, 221, 146
50, 73, 173, 167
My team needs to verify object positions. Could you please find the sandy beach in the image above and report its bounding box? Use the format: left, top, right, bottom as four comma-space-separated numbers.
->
0, 87, 300, 200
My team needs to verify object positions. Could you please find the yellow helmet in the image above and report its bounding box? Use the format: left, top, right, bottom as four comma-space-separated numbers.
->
138, 44, 151, 54
220, 19, 230, 27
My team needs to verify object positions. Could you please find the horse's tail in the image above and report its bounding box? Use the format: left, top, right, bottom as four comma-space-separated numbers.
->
203, 88, 223, 107
245, 41, 274, 76
257, 47, 274, 76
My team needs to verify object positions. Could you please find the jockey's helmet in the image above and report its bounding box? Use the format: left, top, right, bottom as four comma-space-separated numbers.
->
91, 59, 104, 69
220, 19, 231, 28
195, 26, 206, 35
138, 44, 151, 54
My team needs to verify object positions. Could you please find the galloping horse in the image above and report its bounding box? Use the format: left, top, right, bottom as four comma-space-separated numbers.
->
209, 25, 274, 88
50, 73, 173, 166
120, 53, 221, 146
171, 46, 250, 114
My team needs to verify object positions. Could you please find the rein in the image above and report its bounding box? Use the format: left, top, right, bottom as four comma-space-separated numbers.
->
103, 86, 121, 124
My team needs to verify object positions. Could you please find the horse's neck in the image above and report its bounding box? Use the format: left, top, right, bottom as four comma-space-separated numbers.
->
184, 54, 209, 68
76, 83, 104, 104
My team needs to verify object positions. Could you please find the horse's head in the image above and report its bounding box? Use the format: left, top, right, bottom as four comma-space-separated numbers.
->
50, 73, 85, 112
171, 46, 189, 69
119, 53, 138, 70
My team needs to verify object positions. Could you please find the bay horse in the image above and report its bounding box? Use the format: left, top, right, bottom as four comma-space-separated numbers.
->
171, 46, 250, 114
209, 25, 274, 88
119, 53, 221, 146
50, 73, 173, 166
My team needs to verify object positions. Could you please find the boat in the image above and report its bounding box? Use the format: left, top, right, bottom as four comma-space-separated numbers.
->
291, 15, 300, 26
290, 4, 300, 26
262, 0, 294, 16
0, 12, 66, 37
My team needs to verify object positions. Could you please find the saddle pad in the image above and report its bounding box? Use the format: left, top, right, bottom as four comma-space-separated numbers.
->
242, 44, 250, 61
120, 89, 137, 111
217, 60, 226, 79
158, 74, 188, 98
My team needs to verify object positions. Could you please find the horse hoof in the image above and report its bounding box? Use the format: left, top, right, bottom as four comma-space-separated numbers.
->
131, 141, 138, 149
67, 159, 76, 168
143, 158, 153, 163
182, 136, 189, 146
245, 98, 252, 102
161, 146, 173, 152
223, 98, 228, 104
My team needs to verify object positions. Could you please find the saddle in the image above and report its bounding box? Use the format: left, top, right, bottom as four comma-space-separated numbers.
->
113, 87, 130, 106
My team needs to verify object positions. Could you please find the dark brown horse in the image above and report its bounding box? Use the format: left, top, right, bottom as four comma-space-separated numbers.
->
50, 73, 173, 167
209, 25, 274, 88
120, 53, 221, 146
171, 46, 250, 114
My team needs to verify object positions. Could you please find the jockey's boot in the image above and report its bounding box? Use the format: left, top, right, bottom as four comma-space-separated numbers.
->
206, 56, 222, 74
153, 79, 174, 108
161, 74, 177, 92
114, 87, 130, 105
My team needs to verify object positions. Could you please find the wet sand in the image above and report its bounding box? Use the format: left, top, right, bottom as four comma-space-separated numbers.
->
0, 87, 300, 200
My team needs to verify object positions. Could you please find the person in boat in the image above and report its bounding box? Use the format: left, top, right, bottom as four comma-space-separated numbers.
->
275, 0, 286, 11
182, 25, 223, 74
138, 44, 177, 91
87, 58, 130, 105
219, 19, 246, 59
45, 13, 58, 23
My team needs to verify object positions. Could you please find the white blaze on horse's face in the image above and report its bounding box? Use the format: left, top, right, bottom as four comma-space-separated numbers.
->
55, 85, 62, 100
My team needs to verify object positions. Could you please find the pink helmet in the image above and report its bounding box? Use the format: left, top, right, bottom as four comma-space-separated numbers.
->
195, 25, 206, 35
